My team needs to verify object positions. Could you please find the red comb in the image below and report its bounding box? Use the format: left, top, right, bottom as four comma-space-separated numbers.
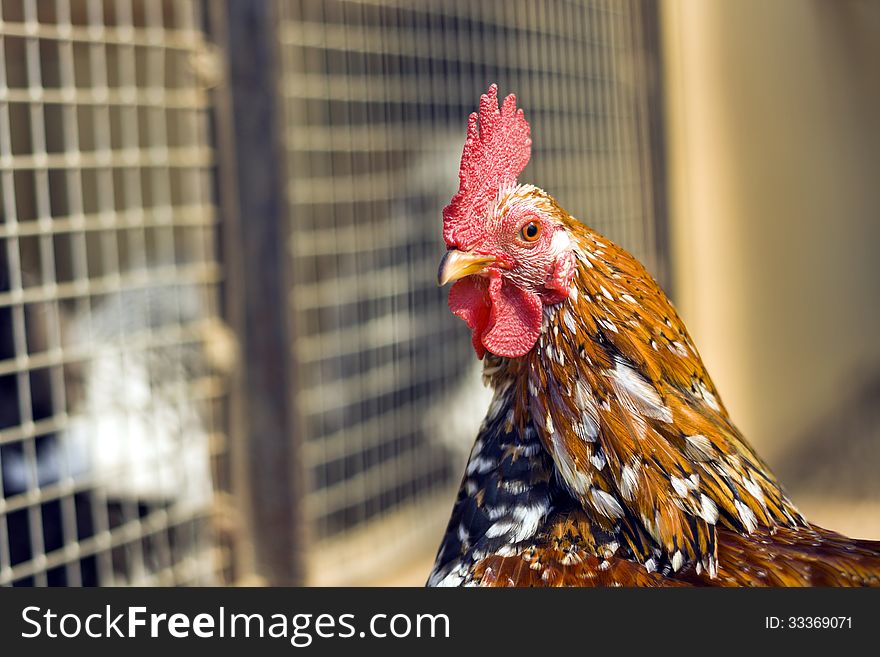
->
442, 84, 532, 250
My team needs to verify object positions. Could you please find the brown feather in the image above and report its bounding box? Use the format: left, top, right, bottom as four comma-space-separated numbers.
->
471, 511, 880, 587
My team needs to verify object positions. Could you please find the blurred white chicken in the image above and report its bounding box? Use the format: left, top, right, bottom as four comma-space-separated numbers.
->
60, 283, 235, 512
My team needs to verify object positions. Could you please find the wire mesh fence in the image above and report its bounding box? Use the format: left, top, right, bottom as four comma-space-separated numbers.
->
275, 0, 668, 584
0, 0, 230, 586
0, 0, 668, 586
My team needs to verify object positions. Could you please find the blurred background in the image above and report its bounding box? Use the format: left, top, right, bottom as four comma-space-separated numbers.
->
0, 0, 876, 587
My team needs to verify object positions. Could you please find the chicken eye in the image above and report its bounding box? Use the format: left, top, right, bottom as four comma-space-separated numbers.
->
520, 221, 541, 242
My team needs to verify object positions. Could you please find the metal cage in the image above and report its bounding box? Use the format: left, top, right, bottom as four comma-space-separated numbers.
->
0, 0, 230, 586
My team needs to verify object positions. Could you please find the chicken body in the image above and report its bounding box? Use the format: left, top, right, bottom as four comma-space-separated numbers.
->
428, 86, 880, 587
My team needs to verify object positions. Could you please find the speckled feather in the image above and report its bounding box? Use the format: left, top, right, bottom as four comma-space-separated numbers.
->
429, 194, 880, 588
429, 86, 880, 587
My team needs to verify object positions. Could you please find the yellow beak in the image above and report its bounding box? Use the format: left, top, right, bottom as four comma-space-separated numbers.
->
437, 250, 497, 286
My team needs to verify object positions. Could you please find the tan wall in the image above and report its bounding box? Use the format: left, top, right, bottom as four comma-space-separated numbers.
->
662, 0, 880, 534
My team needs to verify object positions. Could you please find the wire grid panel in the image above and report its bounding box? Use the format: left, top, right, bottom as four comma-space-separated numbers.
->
0, 0, 230, 586
277, 0, 668, 583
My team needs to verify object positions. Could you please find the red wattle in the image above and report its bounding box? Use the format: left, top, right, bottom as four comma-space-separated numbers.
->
448, 275, 543, 359
482, 275, 543, 358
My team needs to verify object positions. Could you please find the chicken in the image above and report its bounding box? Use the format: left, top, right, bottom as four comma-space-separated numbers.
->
427, 84, 880, 587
